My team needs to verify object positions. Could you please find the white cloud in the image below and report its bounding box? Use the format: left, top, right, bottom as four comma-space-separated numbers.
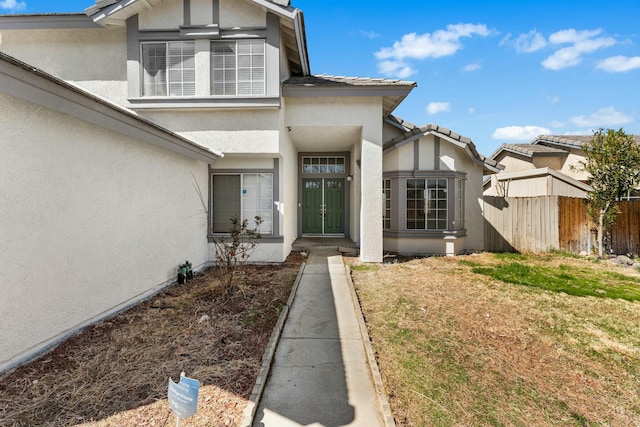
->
570, 106, 633, 127
492, 126, 552, 141
468, 107, 476, 114
375, 23, 492, 77
550, 120, 566, 128
376, 60, 415, 78
596, 55, 640, 72
562, 130, 593, 136
426, 102, 451, 115
513, 30, 547, 53
360, 30, 380, 40
547, 95, 561, 104
462, 62, 481, 72
0, 0, 26, 11
542, 28, 616, 70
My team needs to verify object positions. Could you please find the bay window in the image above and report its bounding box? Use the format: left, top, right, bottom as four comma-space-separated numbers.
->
383, 179, 391, 230
406, 178, 448, 231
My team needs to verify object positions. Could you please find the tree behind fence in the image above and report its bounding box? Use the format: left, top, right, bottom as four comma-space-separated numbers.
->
484, 196, 640, 255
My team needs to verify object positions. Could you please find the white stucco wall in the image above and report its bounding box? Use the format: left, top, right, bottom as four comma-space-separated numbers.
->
496, 153, 536, 173
220, 0, 265, 28
383, 236, 468, 256
140, 109, 281, 154
382, 133, 487, 255
559, 149, 588, 180
383, 142, 413, 171
462, 160, 486, 252
0, 28, 125, 81
139, 0, 184, 29
278, 104, 298, 256
284, 96, 384, 262
0, 91, 211, 372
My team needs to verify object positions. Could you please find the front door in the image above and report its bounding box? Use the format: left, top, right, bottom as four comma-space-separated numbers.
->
302, 178, 345, 235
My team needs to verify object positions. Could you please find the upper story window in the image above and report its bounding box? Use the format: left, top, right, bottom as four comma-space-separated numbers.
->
211, 40, 265, 96
141, 41, 195, 97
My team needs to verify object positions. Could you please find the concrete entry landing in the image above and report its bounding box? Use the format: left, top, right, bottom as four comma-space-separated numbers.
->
250, 249, 388, 427
292, 237, 359, 256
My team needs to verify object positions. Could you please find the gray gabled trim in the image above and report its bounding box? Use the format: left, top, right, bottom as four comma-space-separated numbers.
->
86, 0, 311, 75
384, 124, 502, 174
0, 14, 101, 29
184, 0, 190, 26
0, 52, 221, 164
434, 136, 440, 170
213, 0, 219, 26
282, 84, 413, 98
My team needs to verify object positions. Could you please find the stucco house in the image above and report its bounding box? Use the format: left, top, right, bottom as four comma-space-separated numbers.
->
483, 135, 596, 198
484, 134, 640, 198
0, 0, 498, 372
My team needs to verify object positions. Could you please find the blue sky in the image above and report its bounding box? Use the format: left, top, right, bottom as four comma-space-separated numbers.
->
3, 0, 639, 156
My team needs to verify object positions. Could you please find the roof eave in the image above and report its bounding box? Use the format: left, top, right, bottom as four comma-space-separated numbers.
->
0, 13, 101, 29
384, 125, 501, 173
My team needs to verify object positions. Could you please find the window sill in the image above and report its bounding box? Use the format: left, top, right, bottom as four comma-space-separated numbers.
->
129, 96, 281, 110
383, 230, 467, 239
208, 235, 284, 244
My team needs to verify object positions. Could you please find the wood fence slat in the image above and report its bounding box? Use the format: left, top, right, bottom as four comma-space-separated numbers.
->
483, 196, 640, 254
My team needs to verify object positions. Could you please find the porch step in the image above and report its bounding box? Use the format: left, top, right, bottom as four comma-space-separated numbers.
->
291, 238, 359, 256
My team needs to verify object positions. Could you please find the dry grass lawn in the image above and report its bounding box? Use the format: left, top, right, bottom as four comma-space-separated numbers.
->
350, 252, 640, 426
0, 255, 302, 426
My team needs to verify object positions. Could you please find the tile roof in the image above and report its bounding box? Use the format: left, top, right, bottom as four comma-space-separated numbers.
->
383, 122, 501, 173
497, 143, 568, 158
283, 74, 416, 118
283, 74, 416, 87
535, 134, 640, 147
384, 123, 473, 149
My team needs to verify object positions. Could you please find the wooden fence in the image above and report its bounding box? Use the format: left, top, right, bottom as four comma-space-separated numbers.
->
484, 196, 640, 255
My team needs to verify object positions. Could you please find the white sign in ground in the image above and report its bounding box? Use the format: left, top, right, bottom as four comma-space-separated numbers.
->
168, 373, 200, 424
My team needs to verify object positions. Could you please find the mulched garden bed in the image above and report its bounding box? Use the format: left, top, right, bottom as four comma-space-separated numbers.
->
0, 253, 304, 426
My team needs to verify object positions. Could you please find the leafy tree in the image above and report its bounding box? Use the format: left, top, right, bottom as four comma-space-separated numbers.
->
575, 128, 640, 257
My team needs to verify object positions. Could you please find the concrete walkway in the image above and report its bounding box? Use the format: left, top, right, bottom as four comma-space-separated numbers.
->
248, 249, 391, 427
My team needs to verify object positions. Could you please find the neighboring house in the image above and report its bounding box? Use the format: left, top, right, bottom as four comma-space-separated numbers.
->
0, 0, 497, 372
484, 135, 595, 198
484, 134, 640, 198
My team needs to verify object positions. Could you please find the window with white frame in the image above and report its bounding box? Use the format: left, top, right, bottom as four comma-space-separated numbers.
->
302, 156, 346, 174
211, 173, 273, 234
211, 40, 265, 96
383, 179, 391, 230
141, 41, 195, 97
406, 178, 448, 230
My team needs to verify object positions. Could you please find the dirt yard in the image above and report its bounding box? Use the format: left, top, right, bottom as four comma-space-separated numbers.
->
349, 252, 640, 426
0, 254, 303, 426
